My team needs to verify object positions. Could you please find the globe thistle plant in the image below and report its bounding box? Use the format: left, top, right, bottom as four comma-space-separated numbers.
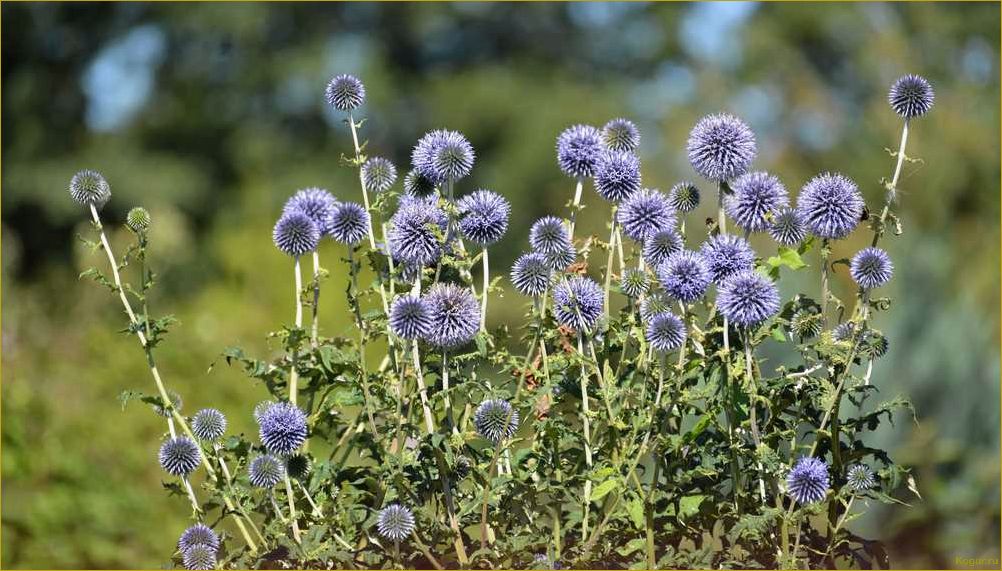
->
285, 454, 312, 481
699, 234, 755, 284
362, 157, 398, 193
457, 189, 510, 247
389, 199, 448, 267
888, 74, 934, 119
617, 188, 676, 242
544, 243, 577, 271
328, 202, 371, 246
178, 523, 220, 553
668, 181, 701, 214
646, 311, 687, 353
850, 247, 894, 290
412, 129, 475, 184
601, 117, 640, 152
797, 173, 864, 240
473, 399, 520, 444
642, 229, 684, 268
717, 270, 781, 328
640, 291, 672, 321
273, 211, 320, 258
791, 309, 824, 340
620, 268, 650, 299
69, 169, 111, 208
846, 464, 877, 493
126, 207, 152, 234
725, 171, 789, 233
403, 168, 438, 198
249, 454, 286, 488
556, 124, 603, 179
377, 504, 416, 542
593, 150, 642, 202
686, 113, 757, 182
389, 295, 430, 340
325, 73, 365, 111
282, 187, 337, 236
253, 400, 276, 424
530, 216, 572, 255
159, 436, 202, 477
181, 544, 217, 571
153, 390, 183, 417
786, 457, 830, 505
657, 250, 712, 303
510, 252, 552, 297
191, 408, 227, 443
422, 283, 480, 349
258, 402, 308, 456
860, 331, 890, 360
552, 276, 604, 332
769, 207, 808, 246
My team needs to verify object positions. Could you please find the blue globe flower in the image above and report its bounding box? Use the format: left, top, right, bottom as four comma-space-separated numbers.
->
191, 408, 227, 443
181, 544, 216, 571
403, 168, 438, 198
620, 268, 650, 299
457, 189, 510, 246
725, 171, 789, 233
389, 295, 430, 340
473, 399, 520, 443
640, 291, 672, 321
556, 124, 603, 179
69, 169, 111, 208
422, 283, 480, 349
850, 247, 893, 290
377, 504, 416, 542
529, 216, 572, 255
159, 437, 201, 477
178, 523, 220, 554
544, 243, 577, 271
258, 402, 308, 456
273, 211, 320, 258
786, 457, 830, 505
329, 202, 371, 246
717, 270, 781, 328
412, 129, 475, 183
602, 118, 640, 152
249, 454, 285, 488
594, 150, 642, 202
797, 173, 864, 240
552, 276, 604, 332
389, 199, 448, 267
617, 188, 675, 242
668, 181, 701, 214
362, 157, 398, 193
769, 207, 808, 247
283, 187, 337, 235
657, 250, 712, 303
510, 252, 552, 297
646, 311, 686, 353
325, 74, 365, 111
888, 74, 934, 119
687, 113, 757, 182
846, 464, 877, 492
642, 229, 684, 268
699, 234, 755, 284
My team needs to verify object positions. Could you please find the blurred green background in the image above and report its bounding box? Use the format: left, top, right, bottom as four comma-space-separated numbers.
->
1, 2, 999, 568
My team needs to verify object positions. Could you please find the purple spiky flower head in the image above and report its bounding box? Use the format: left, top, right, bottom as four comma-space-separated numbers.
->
888, 74, 934, 119
786, 457, 830, 505
159, 436, 201, 477
850, 247, 893, 290
248, 454, 285, 488
657, 250, 712, 303
617, 188, 676, 242
283, 187, 337, 235
457, 189, 510, 246
602, 118, 640, 152
640, 291, 672, 321
726, 172, 789, 233
69, 169, 111, 208
473, 399, 519, 443
556, 124, 603, 179
377, 504, 416, 541
422, 283, 480, 349
699, 234, 755, 284
545, 243, 577, 271
362, 157, 398, 193
412, 129, 475, 183
620, 268, 650, 299
643, 229, 684, 268
510, 252, 552, 297
273, 211, 320, 258
191, 408, 227, 443
329, 202, 370, 246
181, 544, 216, 571
797, 173, 864, 240
687, 113, 757, 182
389, 199, 448, 267
668, 181, 701, 214
594, 150, 642, 202
389, 295, 430, 340
257, 402, 308, 456
769, 207, 807, 246
646, 311, 686, 353
325, 74, 365, 111
846, 464, 877, 492
529, 216, 572, 255
403, 168, 438, 198
178, 523, 220, 553
552, 276, 604, 332
717, 270, 781, 328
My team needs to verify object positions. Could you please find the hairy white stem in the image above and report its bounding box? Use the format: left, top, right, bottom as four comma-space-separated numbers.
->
290, 259, 303, 405
577, 333, 594, 540
480, 247, 489, 331
568, 178, 584, 239
311, 251, 321, 348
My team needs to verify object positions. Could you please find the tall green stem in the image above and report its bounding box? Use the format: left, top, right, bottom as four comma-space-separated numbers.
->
577, 332, 594, 540
347, 246, 378, 436
567, 177, 584, 239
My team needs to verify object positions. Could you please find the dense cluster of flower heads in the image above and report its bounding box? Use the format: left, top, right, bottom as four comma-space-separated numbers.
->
67, 71, 931, 569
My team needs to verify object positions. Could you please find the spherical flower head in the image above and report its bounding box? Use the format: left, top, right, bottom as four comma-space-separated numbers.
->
178, 523, 220, 553
846, 464, 877, 493
126, 207, 152, 234
253, 400, 276, 424
362, 157, 398, 193
797, 173, 864, 240
618, 188, 675, 242
457, 189, 510, 246
510, 252, 552, 297
545, 243, 577, 271
159, 436, 201, 477
791, 309, 823, 340
726, 172, 789, 233
329, 202, 370, 246
453, 455, 472, 480
69, 169, 111, 208
642, 229, 684, 268
191, 408, 227, 443
389, 295, 430, 340
717, 270, 781, 328
422, 283, 481, 349
325, 73, 365, 111
646, 311, 686, 353
602, 118, 640, 152
888, 74, 934, 119
556, 124, 603, 179
181, 544, 216, 571
389, 200, 448, 267
657, 250, 711, 303
153, 390, 183, 417
769, 207, 808, 247
403, 169, 438, 197
249, 454, 285, 488
594, 150, 642, 202
640, 291, 671, 321
699, 234, 755, 284
529, 216, 572, 255
412, 129, 475, 183
282, 187, 337, 235
474, 398, 520, 443
786, 457, 830, 505
686, 113, 757, 182
860, 330, 889, 360
552, 276, 604, 332
850, 247, 893, 290
285, 454, 312, 480
832, 321, 860, 343
258, 402, 308, 456
273, 211, 320, 258
669, 182, 701, 214
620, 268, 650, 299
377, 504, 416, 542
